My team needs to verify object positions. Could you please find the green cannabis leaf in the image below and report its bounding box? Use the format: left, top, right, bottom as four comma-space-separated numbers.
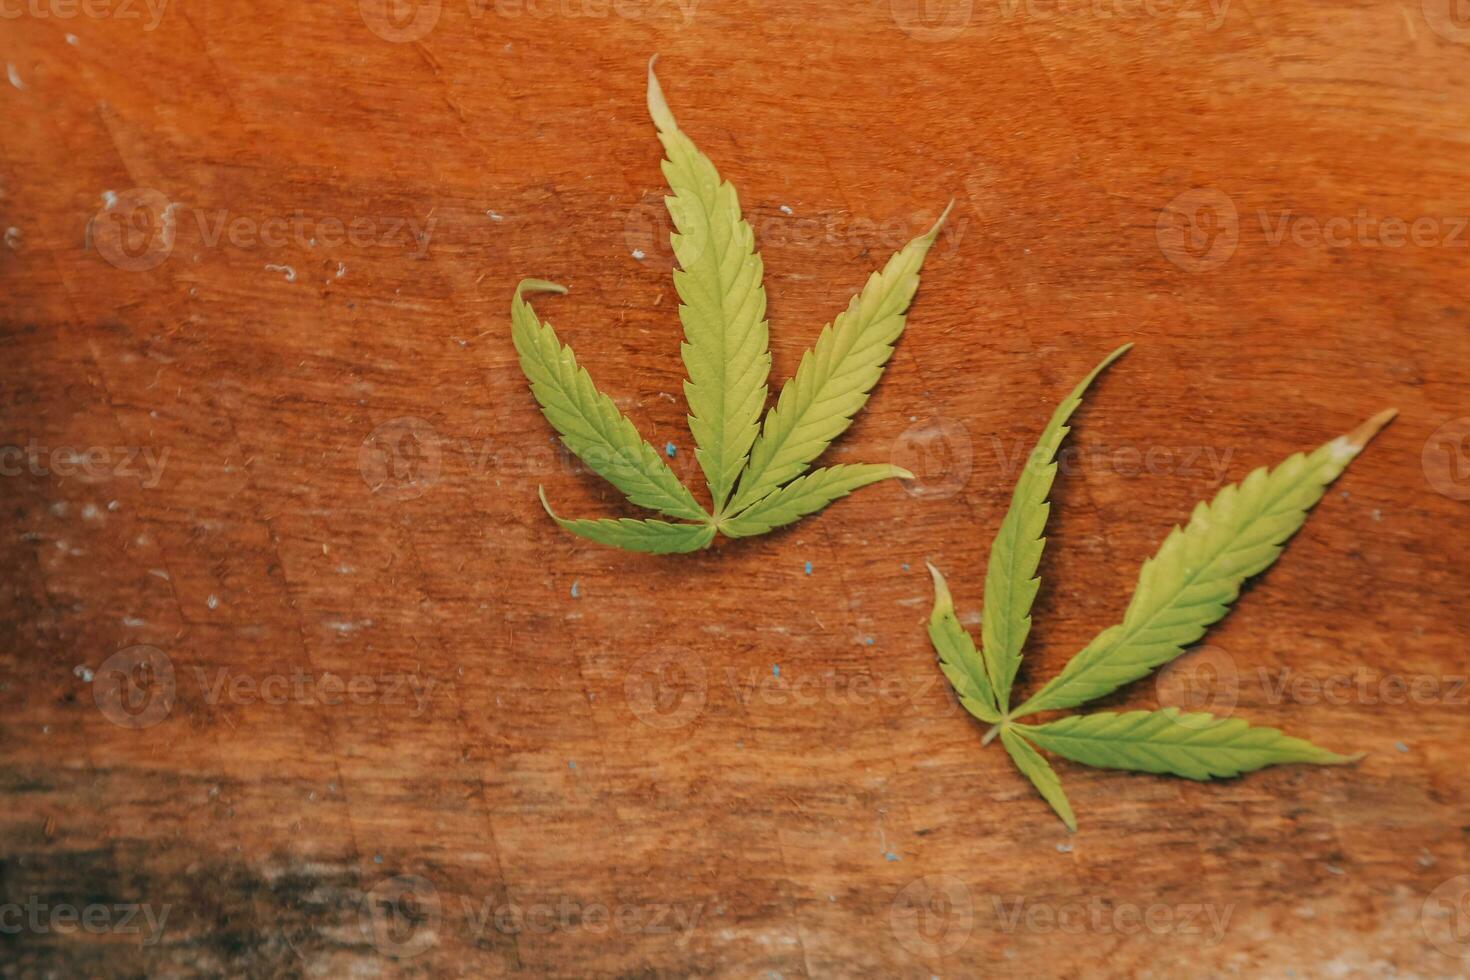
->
927, 346, 1394, 830
510, 58, 949, 553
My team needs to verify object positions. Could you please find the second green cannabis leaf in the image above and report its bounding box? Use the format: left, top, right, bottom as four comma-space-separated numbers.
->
927, 346, 1394, 830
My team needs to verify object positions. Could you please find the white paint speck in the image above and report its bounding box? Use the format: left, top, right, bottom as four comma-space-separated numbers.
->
1328, 436, 1358, 462
486, 210, 503, 222
73, 665, 94, 682
7, 64, 25, 91
324, 619, 372, 633
122, 616, 146, 627
101, 189, 118, 209
4, 227, 20, 250
779, 204, 793, 215
81, 503, 101, 521
264, 263, 296, 282
206, 594, 219, 610
631, 248, 646, 260
106, 500, 119, 512
335, 261, 346, 278
148, 568, 170, 580
65, 33, 79, 46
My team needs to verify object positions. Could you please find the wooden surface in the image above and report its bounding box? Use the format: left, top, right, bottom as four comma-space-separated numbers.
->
2, 1, 1468, 976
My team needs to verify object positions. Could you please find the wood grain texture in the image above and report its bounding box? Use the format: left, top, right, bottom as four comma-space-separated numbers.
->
1, 1, 1467, 975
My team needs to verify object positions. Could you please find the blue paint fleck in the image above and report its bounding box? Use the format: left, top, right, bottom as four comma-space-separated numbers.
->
772, 664, 780, 678
863, 637, 875, 646
1395, 741, 1409, 753
884, 852, 900, 862
373, 854, 383, 864
664, 441, 677, 457
804, 560, 812, 575
570, 580, 580, 599
901, 563, 910, 572
568, 760, 576, 769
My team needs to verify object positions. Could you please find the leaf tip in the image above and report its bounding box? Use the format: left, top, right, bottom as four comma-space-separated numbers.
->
1347, 408, 1397, 450
922, 199, 956, 243
646, 54, 677, 133
1328, 407, 1396, 464
515, 278, 568, 302
926, 561, 953, 611
536, 485, 559, 521
892, 466, 916, 481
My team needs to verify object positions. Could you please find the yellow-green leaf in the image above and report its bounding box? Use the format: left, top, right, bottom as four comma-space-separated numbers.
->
727, 204, 952, 514
1000, 727, 1076, 832
1016, 708, 1360, 780
926, 562, 1001, 725
1012, 409, 1396, 718
719, 464, 910, 538
511, 280, 706, 523
538, 488, 715, 554
649, 58, 770, 515
982, 344, 1130, 711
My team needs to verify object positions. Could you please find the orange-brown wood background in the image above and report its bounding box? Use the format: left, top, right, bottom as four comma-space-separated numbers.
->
2, 0, 1468, 975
